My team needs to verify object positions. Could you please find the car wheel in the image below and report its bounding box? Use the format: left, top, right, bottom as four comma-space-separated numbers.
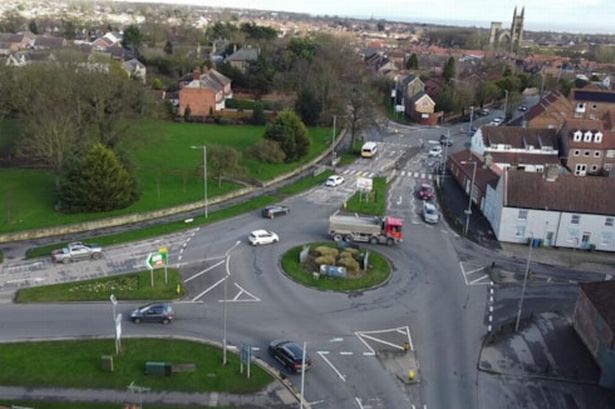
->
162, 318, 170, 325
274, 238, 279, 243
62, 258, 70, 264
343, 235, 352, 242
91, 253, 102, 260
332, 234, 343, 242
386, 238, 394, 246
369, 236, 379, 245
133, 318, 141, 324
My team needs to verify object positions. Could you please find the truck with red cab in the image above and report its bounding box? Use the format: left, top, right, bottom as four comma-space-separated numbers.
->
328, 212, 403, 246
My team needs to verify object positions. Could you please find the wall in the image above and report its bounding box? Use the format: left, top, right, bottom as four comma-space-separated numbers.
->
179, 87, 216, 117
497, 207, 561, 244
554, 212, 615, 251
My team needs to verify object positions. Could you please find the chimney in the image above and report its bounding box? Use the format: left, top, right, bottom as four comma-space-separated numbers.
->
192, 67, 201, 81
484, 153, 493, 168
544, 164, 559, 181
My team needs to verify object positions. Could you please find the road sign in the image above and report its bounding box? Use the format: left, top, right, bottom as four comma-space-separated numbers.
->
110, 294, 117, 305
356, 177, 373, 191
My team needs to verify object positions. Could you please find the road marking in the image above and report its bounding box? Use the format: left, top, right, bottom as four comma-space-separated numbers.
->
5, 277, 45, 284
414, 172, 419, 177
469, 275, 490, 285
355, 326, 413, 354
185, 259, 225, 283
367, 172, 375, 178
178, 255, 182, 261
330, 337, 344, 342
191, 275, 228, 302
317, 351, 346, 382
401, 171, 406, 176
342, 169, 350, 175
355, 397, 364, 409
179, 248, 184, 254
427, 174, 433, 180
340, 351, 353, 355
309, 400, 325, 406
220, 282, 261, 303
420, 173, 425, 179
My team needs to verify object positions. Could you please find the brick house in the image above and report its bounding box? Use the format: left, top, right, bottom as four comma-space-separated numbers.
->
395, 74, 440, 125
447, 150, 501, 210
574, 281, 615, 389
224, 47, 259, 73
560, 118, 615, 176
521, 90, 572, 130
178, 68, 232, 117
571, 88, 615, 121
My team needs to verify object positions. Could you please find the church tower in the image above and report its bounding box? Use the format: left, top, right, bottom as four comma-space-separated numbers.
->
510, 6, 524, 52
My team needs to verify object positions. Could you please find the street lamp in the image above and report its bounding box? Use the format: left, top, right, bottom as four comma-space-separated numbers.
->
469, 106, 474, 134
503, 89, 509, 122
222, 240, 241, 365
190, 145, 208, 219
332, 115, 337, 168
515, 233, 534, 332
460, 160, 478, 236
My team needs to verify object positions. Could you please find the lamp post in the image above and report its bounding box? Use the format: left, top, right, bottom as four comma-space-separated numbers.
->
469, 106, 474, 134
222, 240, 241, 365
460, 160, 478, 236
503, 89, 509, 122
190, 145, 208, 219
515, 233, 534, 332
332, 115, 337, 168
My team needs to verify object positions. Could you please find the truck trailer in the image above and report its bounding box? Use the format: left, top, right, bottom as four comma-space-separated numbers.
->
328, 213, 403, 245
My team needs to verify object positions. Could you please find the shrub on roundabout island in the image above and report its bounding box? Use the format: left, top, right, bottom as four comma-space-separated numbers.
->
281, 242, 391, 291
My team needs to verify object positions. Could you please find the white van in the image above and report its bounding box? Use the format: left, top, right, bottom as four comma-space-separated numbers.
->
361, 142, 378, 158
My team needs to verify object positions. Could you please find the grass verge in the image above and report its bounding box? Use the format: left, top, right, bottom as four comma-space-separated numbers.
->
281, 242, 390, 291
344, 177, 387, 216
0, 401, 231, 409
0, 338, 271, 393
15, 269, 184, 303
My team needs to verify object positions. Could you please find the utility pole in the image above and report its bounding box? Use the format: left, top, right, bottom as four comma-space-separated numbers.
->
515, 234, 534, 332
461, 161, 477, 236
504, 89, 509, 122
332, 115, 336, 167
469, 106, 474, 134
190, 145, 208, 219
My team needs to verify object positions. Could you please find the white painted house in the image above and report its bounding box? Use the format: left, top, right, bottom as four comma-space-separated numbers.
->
483, 168, 615, 252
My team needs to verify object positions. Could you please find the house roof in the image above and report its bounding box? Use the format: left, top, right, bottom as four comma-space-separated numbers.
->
525, 90, 572, 123
0, 33, 24, 43
185, 69, 231, 93
563, 118, 615, 149
449, 150, 501, 192
572, 89, 615, 104
122, 58, 144, 71
505, 170, 615, 215
225, 47, 259, 62
34, 36, 65, 49
579, 281, 615, 332
488, 151, 561, 166
481, 126, 559, 151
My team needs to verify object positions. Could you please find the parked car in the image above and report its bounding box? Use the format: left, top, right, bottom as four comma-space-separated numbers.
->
268, 339, 312, 373
492, 116, 503, 124
478, 108, 490, 116
262, 205, 290, 219
518, 105, 528, 112
428, 146, 443, 157
51, 242, 103, 263
130, 303, 175, 324
248, 229, 279, 246
325, 175, 345, 187
422, 202, 440, 224
439, 135, 453, 147
417, 184, 435, 200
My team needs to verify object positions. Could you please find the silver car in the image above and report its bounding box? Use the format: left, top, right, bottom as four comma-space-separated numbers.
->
422, 202, 440, 224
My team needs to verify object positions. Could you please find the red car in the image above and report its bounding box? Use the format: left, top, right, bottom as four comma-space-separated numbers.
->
417, 184, 434, 200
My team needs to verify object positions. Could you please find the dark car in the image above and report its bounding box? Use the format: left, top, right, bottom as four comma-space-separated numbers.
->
439, 134, 453, 147
518, 105, 528, 112
268, 339, 312, 373
130, 303, 175, 324
261, 205, 290, 219
417, 184, 435, 200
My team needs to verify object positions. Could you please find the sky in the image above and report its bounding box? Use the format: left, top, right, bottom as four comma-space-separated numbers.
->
118, 0, 615, 34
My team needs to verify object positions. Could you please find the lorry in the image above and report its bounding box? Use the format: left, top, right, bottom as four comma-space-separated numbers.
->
51, 242, 103, 263
328, 213, 403, 245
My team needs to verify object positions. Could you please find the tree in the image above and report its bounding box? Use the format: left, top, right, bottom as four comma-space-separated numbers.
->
251, 101, 266, 125
63, 21, 76, 40
122, 24, 144, 55
406, 53, 419, 70
56, 143, 138, 213
163, 40, 173, 55
264, 110, 310, 162
346, 86, 375, 149
151, 78, 163, 90
443, 57, 456, 82
206, 145, 245, 187
295, 88, 322, 126
249, 139, 286, 172
28, 20, 39, 34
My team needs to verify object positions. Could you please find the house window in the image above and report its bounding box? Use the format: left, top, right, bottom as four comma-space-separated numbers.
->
573, 150, 580, 156
592, 104, 598, 109
573, 130, 582, 142
518, 210, 528, 220
584, 151, 590, 156
595, 132, 603, 143
575, 164, 587, 176
594, 151, 601, 158
571, 215, 580, 224
601, 232, 614, 247
584, 131, 593, 142
606, 217, 614, 227
607, 150, 615, 158
515, 225, 526, 237
591, 165, 598, 172
606, 163, 613, 171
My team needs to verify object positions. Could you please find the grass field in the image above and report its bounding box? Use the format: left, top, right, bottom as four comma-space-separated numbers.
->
0, 402, 230, 409
15, 269, 184, 303
0, 338, 271, 393
344, 177, 387, 216
0, 120, 331, 234
25, 171, 334, 259
281, 242, 390, 291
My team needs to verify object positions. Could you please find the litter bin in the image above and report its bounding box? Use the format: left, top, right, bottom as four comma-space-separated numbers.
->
532, 238, 541, 248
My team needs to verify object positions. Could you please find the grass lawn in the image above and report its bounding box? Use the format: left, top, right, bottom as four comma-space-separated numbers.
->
15, 269, 184, 303
281, 242, 390, 291
344, 177, 387, 216
0, 401, 231, 409
0, 120, 331, 234
0, 338, 271, 393
26, 171, 335, 259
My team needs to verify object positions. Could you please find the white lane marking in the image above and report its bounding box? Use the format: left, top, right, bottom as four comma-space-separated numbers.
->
178, 255, 182, 262
469, 275, 490, 285
355, 397, 365, 409
428, 174, 433, 180
420, 173, 425, 179
340, 351, 353, 355
5, 277, 45, 284
342, 169, 350, 175
185, 259, 225, 283
401, 171, 406, 176
330, 337, 344, 343
191, 275, 228, 302
317, 351, 346, 382
458, 261, 469, 286
180, 248, 184, 254
355, 326, 414, 353
414, 172, 419, 177
309, 400, 325, 406
220, 282, 261, 303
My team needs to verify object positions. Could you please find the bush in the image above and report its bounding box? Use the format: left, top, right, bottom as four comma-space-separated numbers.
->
340, 248, 359, 257
315, 255, 336, 266
314, 246, 339, 258
338, 256, 360, 274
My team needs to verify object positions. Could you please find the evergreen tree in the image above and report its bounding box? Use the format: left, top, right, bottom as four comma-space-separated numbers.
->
406, 53, 419, 70
295, 88, 322, 126
443, 57, 456, 82
28, 20, 39, 34
122, 25, 143, 55
251, 101, 266, 125
56, 143, 138, 213
264, 110, 310, 162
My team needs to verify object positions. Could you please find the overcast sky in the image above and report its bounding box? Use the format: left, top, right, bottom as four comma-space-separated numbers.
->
119, 0, 614, 34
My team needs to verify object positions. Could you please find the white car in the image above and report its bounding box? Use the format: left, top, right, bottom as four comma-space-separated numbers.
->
492, 117, 503, 125
428, 146, 443, 157
422, 202, 440, 224
248, 230, 279, 246
325, 175, 345, 187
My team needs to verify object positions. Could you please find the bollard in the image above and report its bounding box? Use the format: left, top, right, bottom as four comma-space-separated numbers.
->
408, 370, 415, 381
403, 342, 410, 352
176, 284, 181, 295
